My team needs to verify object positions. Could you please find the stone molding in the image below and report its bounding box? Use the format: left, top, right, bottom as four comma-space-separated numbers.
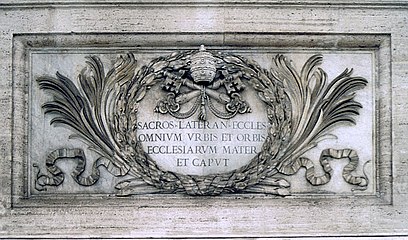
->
0, 2, 407, 238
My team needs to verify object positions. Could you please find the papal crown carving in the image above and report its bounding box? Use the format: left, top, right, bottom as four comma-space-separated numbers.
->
190, 45, 217, 84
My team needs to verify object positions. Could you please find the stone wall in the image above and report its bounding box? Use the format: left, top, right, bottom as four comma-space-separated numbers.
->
0, 1, 407, 238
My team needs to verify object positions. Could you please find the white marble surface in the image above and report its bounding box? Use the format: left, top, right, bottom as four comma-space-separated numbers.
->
0, 1, 406, 238
29, 50, 374, 194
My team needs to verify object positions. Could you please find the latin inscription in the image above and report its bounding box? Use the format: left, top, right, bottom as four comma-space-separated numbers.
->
136, 120, 268, 175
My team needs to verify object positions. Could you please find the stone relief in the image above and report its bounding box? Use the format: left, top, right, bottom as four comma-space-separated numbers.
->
33, 46, 370, 196
155, 45, 251, 120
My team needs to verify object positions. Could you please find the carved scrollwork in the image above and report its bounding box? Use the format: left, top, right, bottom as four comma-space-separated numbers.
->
35, 47, 369, 196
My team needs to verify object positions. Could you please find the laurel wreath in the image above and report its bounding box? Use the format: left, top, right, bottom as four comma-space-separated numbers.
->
109, 51, 291, 195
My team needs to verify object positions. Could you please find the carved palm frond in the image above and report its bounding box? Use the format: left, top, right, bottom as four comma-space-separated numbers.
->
39, 54, 140, 156
270, 55, 367, 170
78, 56, 110, 142
38, 60, 114, 159
38, 71, 110, 154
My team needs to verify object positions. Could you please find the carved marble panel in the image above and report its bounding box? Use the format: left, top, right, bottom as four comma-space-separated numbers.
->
3, 2, 405, 237
27, 44, 376, 197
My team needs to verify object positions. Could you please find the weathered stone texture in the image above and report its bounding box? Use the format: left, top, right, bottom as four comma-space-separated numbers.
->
0, 1, 408, 238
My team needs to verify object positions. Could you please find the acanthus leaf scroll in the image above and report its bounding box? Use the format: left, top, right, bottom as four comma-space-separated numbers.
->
34, 46, 369, 196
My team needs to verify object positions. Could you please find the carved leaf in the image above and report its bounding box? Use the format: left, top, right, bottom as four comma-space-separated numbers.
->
39, 70, 115, 161
273, 55, 368, 171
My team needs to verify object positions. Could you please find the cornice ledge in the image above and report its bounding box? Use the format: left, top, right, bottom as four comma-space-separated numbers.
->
1, 0, 408, 8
